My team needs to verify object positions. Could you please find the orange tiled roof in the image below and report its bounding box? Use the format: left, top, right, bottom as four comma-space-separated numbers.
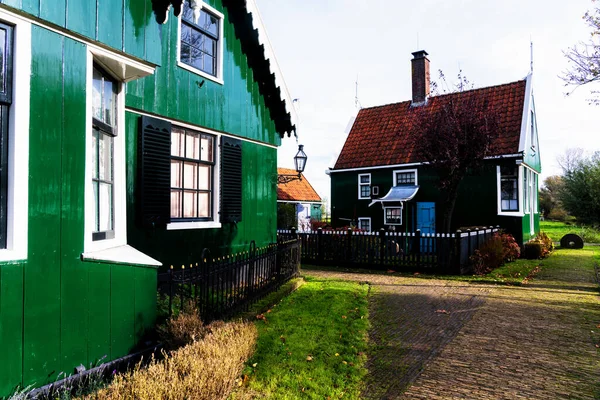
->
334, 79, 526, 170
277, 168, 322, 202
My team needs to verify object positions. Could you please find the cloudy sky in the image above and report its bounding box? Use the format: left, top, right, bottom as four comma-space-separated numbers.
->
256, 0, 600, 207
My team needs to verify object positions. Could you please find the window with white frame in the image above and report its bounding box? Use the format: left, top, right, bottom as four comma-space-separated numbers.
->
358, 173, 371, 199
358, 217, 371, 232
394, 169, 417, 186
384, 207, 402, 225
83, 47, 157, 263
91, 65, 117, 241
170, 127, 215, 220
0, 21, 13, 249
500, 166, 519, 212
0, 13, 30, 261
179, 0, 224, 82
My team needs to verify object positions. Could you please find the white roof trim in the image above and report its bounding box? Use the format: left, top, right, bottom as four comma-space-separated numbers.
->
518, 73, 533, 153
245, 0, 299, 132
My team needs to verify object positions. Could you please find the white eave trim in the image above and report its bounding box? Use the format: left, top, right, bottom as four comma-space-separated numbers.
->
277, 200, 322, 204
330, 153, 525, 174
245, 0, 298, 129
518, 73, 533, 153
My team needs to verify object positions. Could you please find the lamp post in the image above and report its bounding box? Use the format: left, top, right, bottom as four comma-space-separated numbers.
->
278, 145, 307, 184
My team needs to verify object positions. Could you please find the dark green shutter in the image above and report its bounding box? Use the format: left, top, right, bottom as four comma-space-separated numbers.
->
220, 136, 242, 224
139, 115, 171, 228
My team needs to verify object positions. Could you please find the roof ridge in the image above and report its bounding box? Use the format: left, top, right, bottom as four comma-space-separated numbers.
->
358, 78, 526, 112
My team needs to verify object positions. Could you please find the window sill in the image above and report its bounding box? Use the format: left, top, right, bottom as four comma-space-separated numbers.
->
498, 211, 525, 217
167, 220, 222, 231
81, 245, 161, 268
0, 249, 26, 263
358, 197, 371, 200
177, 61, 224, 85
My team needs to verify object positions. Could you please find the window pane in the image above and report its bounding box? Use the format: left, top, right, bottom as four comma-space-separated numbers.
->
191, 28, 204, 49
203, 54, 214, 75
171, 190, 182, 218
183, 190, 198, 218
182, 3, 194, 22
171, 160, 182, 188
360, 175, 369, 183
198, 165, 210, 190
0, 29, 6, 93
99, 182, 113, 231
103, 78, 115, 126
92, 129, 99, 179
198, 192, 210, 217
92, 68, 103, 121
172, 128, 184, 157
185, 131, 200, 159
360, 185, 370, 197
99, 133, 112, 181
501, 166, 517, 177
396, 172, 415, 185
93, 181, 99, 231
204, 11, 218, 36
181, 24, 192, 45
190, 47, 203, 71
180, 42, 191, 64
204, 36, 215, 56
183, 162, 198, 189
201, 134, 213, 161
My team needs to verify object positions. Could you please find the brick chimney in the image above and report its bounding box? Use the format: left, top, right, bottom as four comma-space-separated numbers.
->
411, 50, 430, 104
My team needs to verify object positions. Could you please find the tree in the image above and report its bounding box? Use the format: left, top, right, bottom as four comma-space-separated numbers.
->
559, 152, 600, 225
557, 147, 584, 173
539, 175, 565, 219
562, 0, 600, 104
411, 71, 500, 232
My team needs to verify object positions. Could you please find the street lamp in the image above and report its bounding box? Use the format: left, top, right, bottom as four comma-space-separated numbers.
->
278, 145, 308, 184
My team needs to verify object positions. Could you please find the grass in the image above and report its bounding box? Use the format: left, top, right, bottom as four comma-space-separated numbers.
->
233, 277, 370, 399
540, 221, 600, 243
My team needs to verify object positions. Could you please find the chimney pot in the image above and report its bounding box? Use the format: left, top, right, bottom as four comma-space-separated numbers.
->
411, 50, 430, 104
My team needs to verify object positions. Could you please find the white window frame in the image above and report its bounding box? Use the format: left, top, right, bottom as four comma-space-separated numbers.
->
82, 49, 160, 266
358, 217, 371, 232
392, 168, 418, 186
358, 173, 371, 199
167, 126, 221, 231
496, 164, 524, 217
384, 206, 403, 226
176, 1, 225, 85
0, 13, 30, 262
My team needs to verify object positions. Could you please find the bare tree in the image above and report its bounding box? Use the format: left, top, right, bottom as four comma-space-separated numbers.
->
557, 148, 584, 174
562, 0, 600, 104
411, 71, 500, 232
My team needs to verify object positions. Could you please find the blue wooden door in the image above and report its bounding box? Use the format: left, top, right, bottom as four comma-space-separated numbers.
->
417, 202, 436, 253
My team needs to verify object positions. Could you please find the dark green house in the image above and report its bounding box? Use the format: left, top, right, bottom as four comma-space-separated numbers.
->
330, 51, 540, 245
0, 0, 296, 395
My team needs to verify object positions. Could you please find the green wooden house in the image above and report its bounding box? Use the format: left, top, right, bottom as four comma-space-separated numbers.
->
0, 0, 296, 395
330, 51, 540, 245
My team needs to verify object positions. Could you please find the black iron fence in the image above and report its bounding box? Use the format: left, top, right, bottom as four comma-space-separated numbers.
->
278, 227, 498, 274
158, 239, 301, 321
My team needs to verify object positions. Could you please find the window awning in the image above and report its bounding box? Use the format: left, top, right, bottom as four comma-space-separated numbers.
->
369, 185, 419, 207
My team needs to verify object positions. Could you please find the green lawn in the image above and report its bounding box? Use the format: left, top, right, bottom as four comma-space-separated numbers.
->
234, 277, 370, 399
540, 221, 600, 243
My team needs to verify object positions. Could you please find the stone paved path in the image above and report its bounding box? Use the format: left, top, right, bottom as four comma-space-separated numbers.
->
306, 248, 600, 399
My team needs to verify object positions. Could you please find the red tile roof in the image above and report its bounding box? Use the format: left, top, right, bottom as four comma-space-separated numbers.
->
334, 79, 527, 170
277, 168, 322, 202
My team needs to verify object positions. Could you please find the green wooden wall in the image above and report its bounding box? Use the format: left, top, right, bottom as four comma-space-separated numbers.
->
330, 161, 537, 245
125, 0, 280, 147
0, 0, 162, 65
0, 26, 157, 396
0, 0, 287, 394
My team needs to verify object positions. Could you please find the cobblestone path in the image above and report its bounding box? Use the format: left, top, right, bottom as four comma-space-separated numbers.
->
306, 248, 600, 399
